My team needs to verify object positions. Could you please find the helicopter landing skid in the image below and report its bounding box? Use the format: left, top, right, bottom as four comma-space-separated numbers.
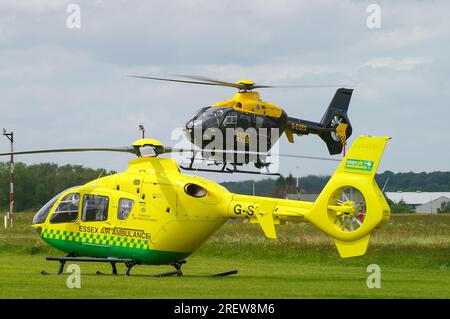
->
209, 269, 239, 277
42, 256, 134, 276
122, 260, 184, 277
42, 256, 237, 277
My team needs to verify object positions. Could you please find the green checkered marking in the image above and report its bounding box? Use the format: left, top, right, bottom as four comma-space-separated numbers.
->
42, 228, 150, 250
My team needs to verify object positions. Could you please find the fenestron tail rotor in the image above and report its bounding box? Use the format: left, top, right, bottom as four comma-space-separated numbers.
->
331, 187, 366, 232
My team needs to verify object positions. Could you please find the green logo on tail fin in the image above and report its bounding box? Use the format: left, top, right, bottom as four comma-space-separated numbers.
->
345, 159, 374, 172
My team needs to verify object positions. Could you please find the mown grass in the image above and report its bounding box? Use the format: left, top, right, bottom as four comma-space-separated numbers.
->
0, 212, 449, 298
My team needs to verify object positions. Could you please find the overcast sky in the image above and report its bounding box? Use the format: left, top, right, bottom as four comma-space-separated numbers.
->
0, 0, 449, 182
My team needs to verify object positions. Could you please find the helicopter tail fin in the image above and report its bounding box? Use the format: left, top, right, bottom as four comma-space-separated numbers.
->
318, 88, 353, 155
307, 135, 391, 257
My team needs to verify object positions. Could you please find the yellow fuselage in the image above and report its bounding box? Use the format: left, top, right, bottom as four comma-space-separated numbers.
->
34, 136, 391, 264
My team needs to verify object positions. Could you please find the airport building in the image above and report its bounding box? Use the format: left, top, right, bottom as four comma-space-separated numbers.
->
384, 192, 450, 214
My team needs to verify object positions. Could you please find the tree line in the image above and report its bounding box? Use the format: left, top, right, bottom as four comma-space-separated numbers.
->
0, 162, 113, 211
222, 171, 450, 195
1, 162, 449, 212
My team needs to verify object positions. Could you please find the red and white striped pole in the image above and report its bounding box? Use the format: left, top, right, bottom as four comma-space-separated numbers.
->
2, 129, 14, 228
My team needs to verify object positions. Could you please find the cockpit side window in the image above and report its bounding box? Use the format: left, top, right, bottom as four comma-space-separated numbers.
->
50, 193, 80, 224
117, 198, 134, 220
263, 117, 278, 129
82, 195, 109, 222
222, 112, 238, 127
255, 116, 264, 129
188, 107, 209, 122
238, 113, 252, 129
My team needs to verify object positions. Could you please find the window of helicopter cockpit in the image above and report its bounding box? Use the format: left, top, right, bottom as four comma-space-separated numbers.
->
197, 107, 226, 128
255, 116, 264, 129
188, 106, 209, 123
263, 117, 278, 128
82, 195, 109, 222
33, 186, 80, 224
238, 113, 252, 129
222, 114, 238, 127
50, 193, 80, 224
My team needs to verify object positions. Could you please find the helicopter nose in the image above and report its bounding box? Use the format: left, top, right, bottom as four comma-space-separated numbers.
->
31, 223, 43, 235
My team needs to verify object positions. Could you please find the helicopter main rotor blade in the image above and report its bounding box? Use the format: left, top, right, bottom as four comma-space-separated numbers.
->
131, 74, 350, 91
173, 75, 243, 89
252, 84, 350, 89
162, 147, 340, 162
129, 75, 241, 89
172, 75, 348, 90
1, 144, 340, 162
0, 147, 137, 157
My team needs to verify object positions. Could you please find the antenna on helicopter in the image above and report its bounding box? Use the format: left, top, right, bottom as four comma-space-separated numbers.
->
139, 125, 145, 138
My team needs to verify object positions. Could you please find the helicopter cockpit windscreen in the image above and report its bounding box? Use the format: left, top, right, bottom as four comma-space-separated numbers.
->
32, 186, 80, 225
186, 107, 209, 129
188, 107, 228, 129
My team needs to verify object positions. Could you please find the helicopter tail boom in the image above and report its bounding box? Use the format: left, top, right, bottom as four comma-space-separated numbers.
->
228, 135, 391, 258
318, 88, 353, 154
286, 88, 353, 155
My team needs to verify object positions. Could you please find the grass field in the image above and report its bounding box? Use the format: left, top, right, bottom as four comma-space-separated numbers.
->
0, 212, 449, 298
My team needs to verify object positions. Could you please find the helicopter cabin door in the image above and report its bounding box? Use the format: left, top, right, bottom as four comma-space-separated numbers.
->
78, 193, 112, 257
44, 192, 82, 254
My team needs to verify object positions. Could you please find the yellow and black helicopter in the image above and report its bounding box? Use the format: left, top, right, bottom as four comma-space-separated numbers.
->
0, 135, 390, 277
132, 75, 353, 174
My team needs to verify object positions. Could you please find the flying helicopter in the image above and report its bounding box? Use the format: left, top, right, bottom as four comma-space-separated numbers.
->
0, 135, 391, 277
131, 75, 353, 174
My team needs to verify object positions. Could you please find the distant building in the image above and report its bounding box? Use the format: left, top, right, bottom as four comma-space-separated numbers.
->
286, 194, 319, 202
415, 196, 450, 213
385, 192, 450, 213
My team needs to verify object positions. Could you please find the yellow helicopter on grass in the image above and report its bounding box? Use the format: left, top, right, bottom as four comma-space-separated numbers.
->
1, 135, 390, 277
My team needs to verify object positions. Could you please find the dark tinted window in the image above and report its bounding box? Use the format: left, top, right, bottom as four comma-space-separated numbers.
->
255, 116, 264, 128
188, 107, 209, 122
263, 117, 278, 129
222, 111, 238, 127
82, 195, 109, 222
50, 193, 80, 224
238, 113, 252, 129
195, 108, 226, 128
117, 198, 134, 220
